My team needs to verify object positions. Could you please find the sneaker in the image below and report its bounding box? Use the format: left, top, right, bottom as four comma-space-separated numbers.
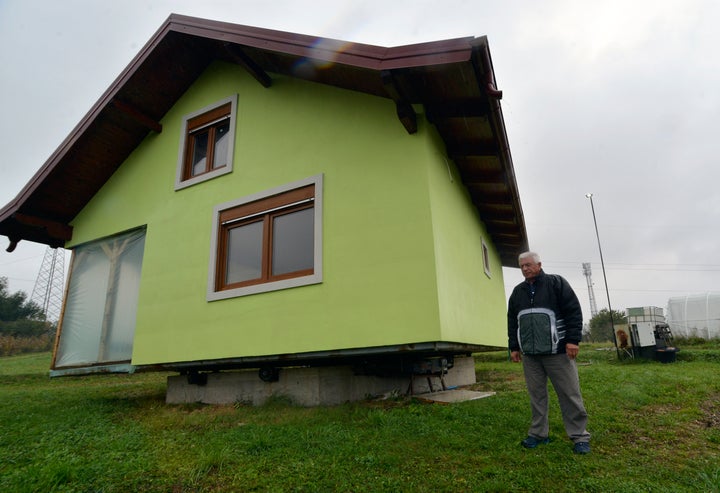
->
573, 442, 591, 455
521, 436, 550, 449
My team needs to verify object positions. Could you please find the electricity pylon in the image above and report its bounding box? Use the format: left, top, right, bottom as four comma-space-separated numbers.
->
30, 246, 66, 322
582, 262, 598, 318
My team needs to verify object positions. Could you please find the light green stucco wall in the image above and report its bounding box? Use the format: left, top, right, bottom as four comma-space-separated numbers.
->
424, 133, 508, 348
67, 61, 506, 365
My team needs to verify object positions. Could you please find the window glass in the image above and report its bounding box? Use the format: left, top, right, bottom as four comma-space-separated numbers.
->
226, 220, 263, 285
191, 130, 209, 176
212, 121, 230, 170
272, 207, 314, 276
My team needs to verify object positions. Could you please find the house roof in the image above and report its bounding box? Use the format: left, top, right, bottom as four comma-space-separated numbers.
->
0, 14, 527, 266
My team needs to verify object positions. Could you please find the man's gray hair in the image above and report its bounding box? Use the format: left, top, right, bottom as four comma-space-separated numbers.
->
518, 251, 541, 263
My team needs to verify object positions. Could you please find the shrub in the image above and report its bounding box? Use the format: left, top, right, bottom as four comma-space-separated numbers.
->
0, 334, 55, 357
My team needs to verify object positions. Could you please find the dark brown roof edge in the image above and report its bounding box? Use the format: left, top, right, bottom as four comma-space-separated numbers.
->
166, 14, 476, 70
471, 37, 529, 261
0, 14, 476, 229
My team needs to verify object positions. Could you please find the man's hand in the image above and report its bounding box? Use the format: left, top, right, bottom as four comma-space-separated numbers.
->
566, 343, 579, 360
510, 350, 522, 363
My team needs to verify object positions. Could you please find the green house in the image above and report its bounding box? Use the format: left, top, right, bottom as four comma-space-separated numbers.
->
0, 15, 527, 388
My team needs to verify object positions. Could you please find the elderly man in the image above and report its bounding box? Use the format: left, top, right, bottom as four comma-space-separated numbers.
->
507, 251, 591, 454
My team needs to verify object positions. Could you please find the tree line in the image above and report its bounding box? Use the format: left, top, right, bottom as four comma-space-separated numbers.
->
584, 308, 628, 343
0, 277, 56, 356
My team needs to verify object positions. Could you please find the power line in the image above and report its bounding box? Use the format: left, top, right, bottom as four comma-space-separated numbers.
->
544, 260, 720, 269
0, 254, 45, 266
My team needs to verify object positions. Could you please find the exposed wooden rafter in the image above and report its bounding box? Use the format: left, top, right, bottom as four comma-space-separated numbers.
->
5, 213, 73, 251
484, 222, 521, 233
224, 43, 272, 88
13, 213, 72, 240
426, 100, 491, 121
463, 170, 507, 184
111, 100, 162, 133
448, 141, 498, 157
380, 70, 417, 134
474, 208, 516, 221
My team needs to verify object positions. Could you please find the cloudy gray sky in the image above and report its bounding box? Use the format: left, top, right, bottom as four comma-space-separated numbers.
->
1, 0, 718, 321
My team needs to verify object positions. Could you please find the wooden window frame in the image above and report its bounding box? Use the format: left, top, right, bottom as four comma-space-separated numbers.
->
175, 95, 237, 191
184, 103, 230, 179
217, 185, 314, 290
207, 175, 323, 301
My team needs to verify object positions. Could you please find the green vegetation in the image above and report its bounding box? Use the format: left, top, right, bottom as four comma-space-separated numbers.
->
1, 344, 719, 492
0, 277, 55, 356
586, 308, 628, 342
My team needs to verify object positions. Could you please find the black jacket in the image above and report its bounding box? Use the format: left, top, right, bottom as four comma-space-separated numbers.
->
507, 270, 583, 354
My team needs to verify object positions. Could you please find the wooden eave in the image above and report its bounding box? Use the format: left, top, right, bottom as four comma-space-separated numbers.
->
0, 14, 527, 266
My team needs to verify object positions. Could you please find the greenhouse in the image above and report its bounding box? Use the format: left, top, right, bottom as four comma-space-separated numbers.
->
666, 293, 720, 339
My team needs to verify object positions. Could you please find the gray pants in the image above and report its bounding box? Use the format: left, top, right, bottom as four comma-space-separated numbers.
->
522, 353, 591, 443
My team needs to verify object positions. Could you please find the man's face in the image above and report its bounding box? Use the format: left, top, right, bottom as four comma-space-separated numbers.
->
519, 257, 542, 280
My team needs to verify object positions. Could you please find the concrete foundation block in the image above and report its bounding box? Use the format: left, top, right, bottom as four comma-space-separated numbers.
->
166, 355, 477, 406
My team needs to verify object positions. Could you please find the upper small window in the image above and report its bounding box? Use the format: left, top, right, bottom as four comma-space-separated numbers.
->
207, 175, 323, 301
175, 95, 237, 190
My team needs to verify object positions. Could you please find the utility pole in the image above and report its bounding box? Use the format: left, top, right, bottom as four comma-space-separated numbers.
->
585, 193, 620, 358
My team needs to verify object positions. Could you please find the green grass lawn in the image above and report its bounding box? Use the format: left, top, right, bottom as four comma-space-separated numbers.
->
1, 346, 719, 492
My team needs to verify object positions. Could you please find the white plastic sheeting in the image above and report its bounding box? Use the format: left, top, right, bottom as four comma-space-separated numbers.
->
54, 228, 146, 368
666, 293, 720, 339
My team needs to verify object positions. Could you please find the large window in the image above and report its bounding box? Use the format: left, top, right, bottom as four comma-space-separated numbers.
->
53, 228, 146, 373
175, 95, 237, 190
207, 175, 323, 301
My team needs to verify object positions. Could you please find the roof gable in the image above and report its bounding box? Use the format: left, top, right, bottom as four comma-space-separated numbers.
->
0, 13, 527, 266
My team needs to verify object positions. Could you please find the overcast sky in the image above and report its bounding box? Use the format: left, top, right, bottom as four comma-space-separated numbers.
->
1, 0, 719, 321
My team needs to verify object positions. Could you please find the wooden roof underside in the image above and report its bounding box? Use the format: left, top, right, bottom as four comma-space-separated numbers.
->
0, 14, 527, 266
